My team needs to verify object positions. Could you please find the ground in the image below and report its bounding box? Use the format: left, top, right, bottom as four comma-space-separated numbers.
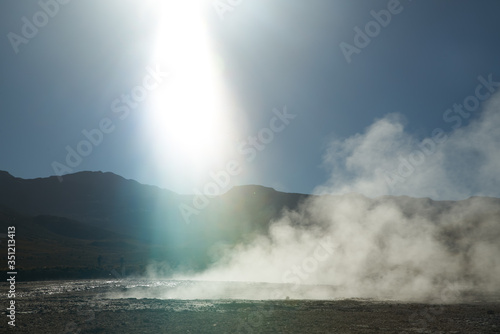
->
3, 281, 500, 333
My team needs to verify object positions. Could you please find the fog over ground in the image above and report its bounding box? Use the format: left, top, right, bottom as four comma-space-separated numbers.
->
131, 93, 500, 302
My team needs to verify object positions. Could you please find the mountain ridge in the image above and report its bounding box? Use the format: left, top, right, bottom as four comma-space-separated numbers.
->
1, 170, 499, 280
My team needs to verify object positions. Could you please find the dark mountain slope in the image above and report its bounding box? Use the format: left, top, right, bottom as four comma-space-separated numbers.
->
1, 170, 499, 278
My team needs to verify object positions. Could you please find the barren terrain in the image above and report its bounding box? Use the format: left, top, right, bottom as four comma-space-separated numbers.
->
3, 280, 500, 333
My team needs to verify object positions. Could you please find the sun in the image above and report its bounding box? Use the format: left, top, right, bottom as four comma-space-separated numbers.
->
141, 0, 239, 186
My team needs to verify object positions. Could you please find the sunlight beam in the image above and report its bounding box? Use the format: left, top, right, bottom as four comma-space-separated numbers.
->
142, 0, 238, 188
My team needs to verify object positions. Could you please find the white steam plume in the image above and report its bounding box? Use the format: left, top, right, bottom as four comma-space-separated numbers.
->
128, 92, 500, 302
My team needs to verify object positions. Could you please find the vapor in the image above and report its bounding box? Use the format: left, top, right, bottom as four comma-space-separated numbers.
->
129, 93, 500, 302
177, 92, 500, 302
317, 92, 500, 200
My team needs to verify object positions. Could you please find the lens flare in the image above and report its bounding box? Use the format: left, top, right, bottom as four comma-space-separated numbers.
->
142, 0, 238, 187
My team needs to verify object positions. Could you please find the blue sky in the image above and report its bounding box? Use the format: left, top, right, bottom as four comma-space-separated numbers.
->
1, 0, 500, 197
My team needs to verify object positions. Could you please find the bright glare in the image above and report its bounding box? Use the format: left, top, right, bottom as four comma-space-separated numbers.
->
145, 0, 237, 185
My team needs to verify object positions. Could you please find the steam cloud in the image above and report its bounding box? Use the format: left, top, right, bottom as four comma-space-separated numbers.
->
318, 92, 500, 200
126, 93, 500, 302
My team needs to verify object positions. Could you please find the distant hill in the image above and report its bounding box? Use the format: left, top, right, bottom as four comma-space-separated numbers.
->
0, 171, 308, 278
0, 170, 307, 240
1, 170, 499, 280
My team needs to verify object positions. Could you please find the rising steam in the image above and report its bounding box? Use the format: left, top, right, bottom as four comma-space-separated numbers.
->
121, 93, 500, 302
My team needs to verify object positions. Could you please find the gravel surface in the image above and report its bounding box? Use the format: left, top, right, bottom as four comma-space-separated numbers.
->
2, 281, 500, 333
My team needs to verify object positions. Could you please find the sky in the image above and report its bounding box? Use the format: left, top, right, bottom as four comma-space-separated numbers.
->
1, 0, 500, 197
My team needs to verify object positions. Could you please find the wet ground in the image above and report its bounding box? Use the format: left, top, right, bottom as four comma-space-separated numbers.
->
3, 280, 500, 333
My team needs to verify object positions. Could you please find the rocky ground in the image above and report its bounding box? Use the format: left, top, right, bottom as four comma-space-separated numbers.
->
2, 281, 500, 333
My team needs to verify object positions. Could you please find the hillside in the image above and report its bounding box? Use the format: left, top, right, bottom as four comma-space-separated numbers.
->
1, 170, 499, 280
0, 171, 308, 278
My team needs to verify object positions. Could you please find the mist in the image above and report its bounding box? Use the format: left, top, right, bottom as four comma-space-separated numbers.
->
123, 93, 500, 303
